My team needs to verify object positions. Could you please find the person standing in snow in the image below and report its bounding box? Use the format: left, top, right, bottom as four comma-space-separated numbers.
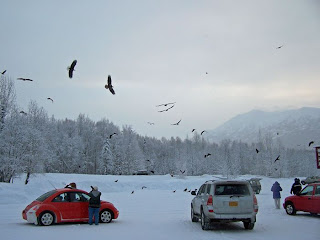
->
290, 178, 302, 195
88, 186, 101, 225
271, 181, 282, 209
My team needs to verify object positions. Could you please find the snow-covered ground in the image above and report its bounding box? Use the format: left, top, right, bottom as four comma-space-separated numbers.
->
0, 173, 319, 240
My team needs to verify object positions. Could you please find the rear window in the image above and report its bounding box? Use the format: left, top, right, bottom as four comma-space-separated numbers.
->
36, 190, 57, 202
215, 184, 250, 196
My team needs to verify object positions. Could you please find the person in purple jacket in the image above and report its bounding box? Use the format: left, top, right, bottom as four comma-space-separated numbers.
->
271, 181, 283, 209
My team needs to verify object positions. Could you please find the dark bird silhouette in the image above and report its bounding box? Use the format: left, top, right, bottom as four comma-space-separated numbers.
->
206, 72, 208, 75
276, 45, 284, 49
1, 70, 6, 74
158, 105, 174, 112
184, 188, 188, 192
192, 129, 196, 132
201, 130, 205, 135
142, 186, 147, 189
150, 170, 155, 174
180, 170, 185, 174
19, 111, 27, 115
147, 122, 155, 125
114, 180, 118, 182
17, 78, 33, 81
171, 119, 181, 125
173, 190, 176, 193
109, 133, 117, 139
68, 60, 77, 78
275, 168, 278, 171
47, 97, 54, 103
276, 132, 279, 135
309, 141, 314, 147
274, 155, 280, 163
146, 159, 151, 162
156, 102, 176, 107
105, 75, 115, 95
256, 149, 259, 154
204, 153, 211, 158
170, 174, 174, 177
131, 191, 134, 194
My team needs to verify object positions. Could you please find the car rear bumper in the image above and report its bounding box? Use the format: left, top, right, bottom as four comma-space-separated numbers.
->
207, 212, 257, 223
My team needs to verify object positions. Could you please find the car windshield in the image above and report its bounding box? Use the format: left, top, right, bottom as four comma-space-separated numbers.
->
36, 190, 57, 202
215, 184, 250, 196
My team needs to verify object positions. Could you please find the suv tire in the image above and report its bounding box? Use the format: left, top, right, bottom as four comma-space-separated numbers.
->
201, 209, 210, 230
191, 205, 199, 222
243, 221, 255, 230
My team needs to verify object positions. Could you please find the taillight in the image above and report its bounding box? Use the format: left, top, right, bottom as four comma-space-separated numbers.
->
253, 194, 258, 212
207, 195, 213, 205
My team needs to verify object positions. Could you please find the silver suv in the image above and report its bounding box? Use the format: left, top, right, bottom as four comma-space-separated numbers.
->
191, 180, 258, 230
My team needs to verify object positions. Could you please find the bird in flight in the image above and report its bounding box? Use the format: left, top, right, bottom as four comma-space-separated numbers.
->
256, 149, 259, 154
105, 75, 115, 95
131, 191, 134, 194
1, 70, 6, 74
309, 141, 314, 147
17, 78, 33, 81
158, 105, 174, 112
146, 159, 151, 162
183, 188, 188, 192
171, 119, 181, 125
114, 180, 118, 182
147, 122, 155, 125
19, 111, 27, 115
156, 102, 176, 107
201, 130, 206, 135
150, 170, 155, 174
142, 186, 147, 189
109, 133, 117, 138
274, 155, 280, 163
173, 190, 176, 193
68, 60, 77, 78
180, 170, 185, 174
192, 129, 196, 132
204, 153, 211, 158
47, 97, 54, 103
276, 45, 284, 49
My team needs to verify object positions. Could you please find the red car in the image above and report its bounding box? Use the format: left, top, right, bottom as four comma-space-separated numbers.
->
22, 188, 119, 226
283, 182, 320, 215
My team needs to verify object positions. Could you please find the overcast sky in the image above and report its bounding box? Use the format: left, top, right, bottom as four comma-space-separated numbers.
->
1, 0, 320, 139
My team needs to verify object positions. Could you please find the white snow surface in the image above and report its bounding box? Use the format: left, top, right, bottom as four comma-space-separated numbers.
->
0, 173, 319, 240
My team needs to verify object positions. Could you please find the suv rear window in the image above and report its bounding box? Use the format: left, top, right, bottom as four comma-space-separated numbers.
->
215, 184, 250, 196
36, 190, 57, 201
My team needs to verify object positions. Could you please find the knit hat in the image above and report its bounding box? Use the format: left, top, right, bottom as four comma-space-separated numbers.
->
93, 186, 98, 191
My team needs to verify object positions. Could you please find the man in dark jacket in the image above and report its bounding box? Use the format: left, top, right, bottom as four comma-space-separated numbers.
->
271, 181, 282, 209
290, 178, 302, 195
88, 186, 101, 225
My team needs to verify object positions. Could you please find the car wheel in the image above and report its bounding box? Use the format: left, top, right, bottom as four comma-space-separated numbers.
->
201, 209, 210, 230
38, 212, 54, 226
285, 202, 296, 215
191, 205, 199, 222
100, 209, 113, 223
243, 221, 255, 230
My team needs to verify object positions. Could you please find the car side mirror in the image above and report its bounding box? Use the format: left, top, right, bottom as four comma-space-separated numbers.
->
191, 190, 196, 195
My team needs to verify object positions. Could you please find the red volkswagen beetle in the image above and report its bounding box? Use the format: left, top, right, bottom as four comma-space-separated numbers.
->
283, 182, 320, 215
22, 188, 119, 226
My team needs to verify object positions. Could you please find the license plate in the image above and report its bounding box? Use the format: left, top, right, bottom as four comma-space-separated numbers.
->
229, 201, 238, 207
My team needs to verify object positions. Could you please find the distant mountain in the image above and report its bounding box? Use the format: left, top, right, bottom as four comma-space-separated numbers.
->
207, 107, 320, 148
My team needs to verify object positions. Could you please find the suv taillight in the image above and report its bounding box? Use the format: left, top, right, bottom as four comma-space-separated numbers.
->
253, 194, 258, 212
207, 195, 213, 205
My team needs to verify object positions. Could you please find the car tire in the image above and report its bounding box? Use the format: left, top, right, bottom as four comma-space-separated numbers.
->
191, 205, 199, 222
100, 209, 113, 223
38, 211, 55, 226
285, 202, 296, 215
201, 209, 210, 230
243, 221, 255, 230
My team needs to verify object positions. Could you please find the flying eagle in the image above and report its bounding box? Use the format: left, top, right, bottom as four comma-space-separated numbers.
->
68, 60, 77, 78
105, 75, 115, 95
17, 78, 33, 81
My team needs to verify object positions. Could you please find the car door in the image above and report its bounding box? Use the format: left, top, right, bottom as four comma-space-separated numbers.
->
295, 185, 314, 212
193, 184, 206, 215
67, 192, 89, 220
311, 185, 320, 213
51, 192, 76, 220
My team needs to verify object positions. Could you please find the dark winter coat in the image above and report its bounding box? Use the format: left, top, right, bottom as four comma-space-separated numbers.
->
271, 181, 282, 199
88, 190, 101, 208
290, 179, 302, 195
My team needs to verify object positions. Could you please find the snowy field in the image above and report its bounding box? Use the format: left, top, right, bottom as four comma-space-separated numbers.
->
0, 173, 319, 240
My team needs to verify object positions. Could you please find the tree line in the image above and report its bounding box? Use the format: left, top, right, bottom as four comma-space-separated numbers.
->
0, 75, 318, 183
